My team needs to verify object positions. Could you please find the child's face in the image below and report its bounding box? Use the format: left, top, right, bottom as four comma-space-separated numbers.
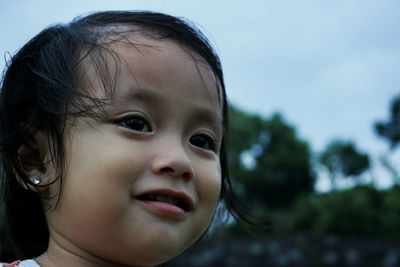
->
44, 36, 222, 266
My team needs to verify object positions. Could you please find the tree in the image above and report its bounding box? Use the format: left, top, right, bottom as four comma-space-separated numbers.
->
375, 95, 400, 148
319, 140, 370, 189
228, 106, 315, 208
374, 95, 400, 183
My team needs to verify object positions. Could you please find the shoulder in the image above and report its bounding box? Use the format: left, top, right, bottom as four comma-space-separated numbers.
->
1, 260, 40, 267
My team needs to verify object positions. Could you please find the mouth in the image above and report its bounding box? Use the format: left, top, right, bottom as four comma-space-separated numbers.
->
136, 189, 194, 213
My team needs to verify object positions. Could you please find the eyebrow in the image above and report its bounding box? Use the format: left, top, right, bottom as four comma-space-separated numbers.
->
192, 108, 223, 137
116, 87, 158, 105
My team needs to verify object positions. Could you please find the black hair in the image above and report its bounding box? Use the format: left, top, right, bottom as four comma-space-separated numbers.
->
0, 10, 250, 259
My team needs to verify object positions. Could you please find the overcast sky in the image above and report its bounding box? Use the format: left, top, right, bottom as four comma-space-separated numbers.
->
1, 0, 399, 190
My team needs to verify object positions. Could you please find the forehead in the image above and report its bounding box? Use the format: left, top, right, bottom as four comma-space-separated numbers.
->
118, 36, 219, 93
86, 35, 222, 118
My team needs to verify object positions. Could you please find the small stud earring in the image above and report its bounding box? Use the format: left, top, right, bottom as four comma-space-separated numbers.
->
33, 177, 41, 185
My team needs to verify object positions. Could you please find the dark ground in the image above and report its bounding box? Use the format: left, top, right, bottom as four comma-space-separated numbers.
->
1, 232, 399, 266
167, 234, 400, 267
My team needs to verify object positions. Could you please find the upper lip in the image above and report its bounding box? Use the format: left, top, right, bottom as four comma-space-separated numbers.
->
135, 188, 194, 212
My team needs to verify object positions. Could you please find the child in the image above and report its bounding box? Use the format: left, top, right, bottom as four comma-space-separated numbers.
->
0, 10, 250, 266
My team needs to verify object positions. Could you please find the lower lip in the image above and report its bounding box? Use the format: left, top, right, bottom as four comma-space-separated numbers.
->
138, 200, 186, 218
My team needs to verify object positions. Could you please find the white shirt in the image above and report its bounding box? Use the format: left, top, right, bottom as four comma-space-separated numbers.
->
18, 260, 40, 267
1, 260, 40, 267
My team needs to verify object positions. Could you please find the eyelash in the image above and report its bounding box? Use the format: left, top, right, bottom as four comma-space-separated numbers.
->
116, 115, 218, 152
190, 134, 217, 152
117, 115, 152, 133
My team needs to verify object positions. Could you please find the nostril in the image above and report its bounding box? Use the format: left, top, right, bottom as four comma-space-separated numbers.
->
160, 167, 174, 173
160, 167, 192, 179
182, 172, 191, 180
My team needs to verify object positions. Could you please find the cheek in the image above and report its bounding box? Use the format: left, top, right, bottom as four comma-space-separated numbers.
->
46, 138, 151, 249
52, 135, 145, 218
196, 161, 221, 217
186, 164, 221, 244
202, 169, 221, 204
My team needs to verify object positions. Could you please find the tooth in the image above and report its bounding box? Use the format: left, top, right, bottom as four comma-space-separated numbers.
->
156, 195, 169, 202
154, 195, 178, 205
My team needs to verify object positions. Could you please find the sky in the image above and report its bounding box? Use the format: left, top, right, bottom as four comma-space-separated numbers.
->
1, 0, 400, 190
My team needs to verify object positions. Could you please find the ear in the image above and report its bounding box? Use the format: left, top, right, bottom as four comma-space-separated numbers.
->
17, 131, 55, 188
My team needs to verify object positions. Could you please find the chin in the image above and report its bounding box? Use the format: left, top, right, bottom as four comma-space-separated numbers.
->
124, 237, 193, 266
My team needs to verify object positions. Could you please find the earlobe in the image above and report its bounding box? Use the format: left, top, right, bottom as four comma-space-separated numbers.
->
17, 131, 54, 187
33, 177, 41, 185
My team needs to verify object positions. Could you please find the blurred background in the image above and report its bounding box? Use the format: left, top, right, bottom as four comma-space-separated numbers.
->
1, 0, 400, 266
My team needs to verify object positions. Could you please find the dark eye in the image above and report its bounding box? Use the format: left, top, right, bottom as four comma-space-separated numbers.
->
190, 134, 216, 152
118, 116, 152, 132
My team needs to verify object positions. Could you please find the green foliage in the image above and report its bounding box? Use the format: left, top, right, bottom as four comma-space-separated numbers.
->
314, 186, 379, 236
289, 194, 319, 232
228, 106, 315, 208
319, 140, 370, 188
290, 185, 400, 238
375, 95, 400, 148
379, 185, 400, 238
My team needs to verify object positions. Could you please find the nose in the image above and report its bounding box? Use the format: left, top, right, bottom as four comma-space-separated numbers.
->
151, 137, 194, 180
